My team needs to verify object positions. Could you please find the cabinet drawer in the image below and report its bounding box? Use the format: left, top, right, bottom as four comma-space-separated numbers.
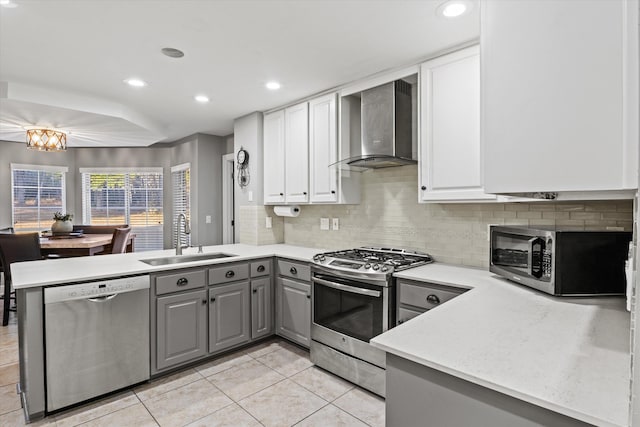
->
251, 259, 271, 277
277, 259, 310, 282
397, 307, 424, 326
155, 270, 206, 296
398, 281, 464, 311
209, 263, 249, 285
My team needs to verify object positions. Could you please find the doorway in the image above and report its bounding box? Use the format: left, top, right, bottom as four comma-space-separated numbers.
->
222, 153, 235, 244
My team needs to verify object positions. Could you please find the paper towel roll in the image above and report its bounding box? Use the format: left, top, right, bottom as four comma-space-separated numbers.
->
274, 205, 301, 217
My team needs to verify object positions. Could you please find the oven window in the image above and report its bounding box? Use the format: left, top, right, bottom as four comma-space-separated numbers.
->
313, 277, 383, 342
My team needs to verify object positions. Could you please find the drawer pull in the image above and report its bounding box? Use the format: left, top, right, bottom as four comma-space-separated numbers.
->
225, 270, 235, 278
426, 294, 440, 305
290, 267, 297, 275
306, 294, 311, 299
176, 277, 189, 286
331, 190, 336, 194
257, 265, 265, 273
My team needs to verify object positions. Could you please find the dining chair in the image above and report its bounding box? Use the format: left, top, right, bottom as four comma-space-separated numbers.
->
0, 233, 43, 326
110, 227, 132, 254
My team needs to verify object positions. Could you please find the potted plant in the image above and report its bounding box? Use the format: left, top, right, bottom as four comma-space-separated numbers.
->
51, 211, 73, 235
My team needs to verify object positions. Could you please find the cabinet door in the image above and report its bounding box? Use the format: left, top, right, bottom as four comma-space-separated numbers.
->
264, 110, 286, 204
251, 277, 273, 340
209, 281, 250, 354
419, 46, 496, 202
285, 102, 309, 203
276, 277, 311, 348
156, 289, 207, 371
481, 0, 638, 193
309, 93, 338, 203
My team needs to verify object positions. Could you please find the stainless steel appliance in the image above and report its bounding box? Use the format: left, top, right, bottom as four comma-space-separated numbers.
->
44, 275, 150, 411
490, 226, 632, 296
310, 247, 433, 396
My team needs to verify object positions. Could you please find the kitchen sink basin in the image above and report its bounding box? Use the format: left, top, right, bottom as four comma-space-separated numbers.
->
140, 253, 236, 266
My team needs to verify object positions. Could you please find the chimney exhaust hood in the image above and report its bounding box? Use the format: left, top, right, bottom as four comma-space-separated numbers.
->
334, 80, 416, 170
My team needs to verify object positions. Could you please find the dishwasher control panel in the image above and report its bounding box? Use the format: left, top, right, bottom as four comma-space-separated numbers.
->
44, 275, 150, 304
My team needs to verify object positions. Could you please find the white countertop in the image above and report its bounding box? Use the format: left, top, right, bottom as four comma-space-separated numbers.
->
372, 263, 631, 427
11, 244, 321, 289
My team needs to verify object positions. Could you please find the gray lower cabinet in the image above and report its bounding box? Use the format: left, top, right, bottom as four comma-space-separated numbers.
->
209, 281, 250, 354
251, 277, 273, 339
156, 289, 208, 371
276, 276, 311, 348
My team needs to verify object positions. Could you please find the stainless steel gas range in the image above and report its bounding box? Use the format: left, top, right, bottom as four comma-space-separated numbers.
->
310, 247, 433, 397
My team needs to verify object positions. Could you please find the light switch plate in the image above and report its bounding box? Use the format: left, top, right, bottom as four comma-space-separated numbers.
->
320, 218, 330, 230
265, 217, 272, 229
205, 215, 212, 224
248, 191, 253, 202
332, 218, 339, 230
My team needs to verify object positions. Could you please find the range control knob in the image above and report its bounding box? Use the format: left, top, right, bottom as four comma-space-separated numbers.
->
364, 263, 371, 269
372, 264, 380, 271
381, 266, 389, 272
320, 255, 326, 261
313, 255, 320, 261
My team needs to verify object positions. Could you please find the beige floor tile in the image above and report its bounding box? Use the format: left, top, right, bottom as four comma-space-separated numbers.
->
256, 345, 313, 377
239, 379, 327, 427
0, 408, 56, 426
207, 359, 285, 401
143, 378, 232, 427
333, 388, 385, 427
295, 404, 369, 427
184, 403, 261, 427
134, 368, 202, 402
0, 382, 20, 416
195, 351, 254, 377
243, 338, 283, 358
0, 332, 18, 350
0, 362, 19, 387
80, 403, 158, 427
0, 323, 17, 337
290, 366, 354, 401
54, 391, 140, 427
0, 345, 19, 367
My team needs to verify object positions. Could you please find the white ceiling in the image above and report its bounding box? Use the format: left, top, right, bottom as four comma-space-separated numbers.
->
0, 0, 479, 147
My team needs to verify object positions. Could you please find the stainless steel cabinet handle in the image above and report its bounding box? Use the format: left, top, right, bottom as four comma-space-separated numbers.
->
176, 277, 189, 286
225, 271, 235, 278
290, 267, 297, 275
257, 265, 265, 273
426, 294, 440, 304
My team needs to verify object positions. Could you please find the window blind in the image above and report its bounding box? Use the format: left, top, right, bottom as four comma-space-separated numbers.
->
81, 168, 163, 251
171, 163, 191, 249
11, 164, 67, 231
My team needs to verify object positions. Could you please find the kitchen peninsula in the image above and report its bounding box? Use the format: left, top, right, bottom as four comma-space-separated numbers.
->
11, 245, 630, 426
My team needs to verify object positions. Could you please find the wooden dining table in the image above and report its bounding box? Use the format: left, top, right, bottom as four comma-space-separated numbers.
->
40, 234, 135, 257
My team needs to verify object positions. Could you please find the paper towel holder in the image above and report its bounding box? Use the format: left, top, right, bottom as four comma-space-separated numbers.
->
273, 205, 301, 217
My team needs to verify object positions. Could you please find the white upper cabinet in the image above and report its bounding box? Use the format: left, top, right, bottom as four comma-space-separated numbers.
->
284, 102, 309, 203
481, 0, 638, 195
309, 93, 338, 203
419, 45, 496, 202
263, 110, 286, 204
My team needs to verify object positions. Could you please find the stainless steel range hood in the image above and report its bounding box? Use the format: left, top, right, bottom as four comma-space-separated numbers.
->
335, 80, 416, 170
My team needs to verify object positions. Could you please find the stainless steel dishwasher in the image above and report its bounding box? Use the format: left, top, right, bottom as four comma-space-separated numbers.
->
44, 275, 150, 412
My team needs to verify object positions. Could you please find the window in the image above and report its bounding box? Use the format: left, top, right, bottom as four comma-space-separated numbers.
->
171, 163, 191, 248
11, 164, 68, 231
80, 168, 163, 251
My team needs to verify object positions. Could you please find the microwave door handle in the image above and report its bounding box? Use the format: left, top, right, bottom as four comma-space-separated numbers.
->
312, 277, 381, 298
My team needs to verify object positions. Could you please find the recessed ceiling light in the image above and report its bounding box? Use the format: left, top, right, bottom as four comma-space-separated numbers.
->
437, 1, 470, 18
124, 78, 147, 88
194, 95, 210, 103
161, 47, 185, 58
265, 81, 281, 90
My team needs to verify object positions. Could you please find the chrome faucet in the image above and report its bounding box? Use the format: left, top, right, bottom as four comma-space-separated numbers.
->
176, 213, 191, 255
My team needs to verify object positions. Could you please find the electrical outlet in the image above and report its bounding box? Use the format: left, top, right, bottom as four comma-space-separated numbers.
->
320, 218, 330, 231
205, 215, 212, 224
265, 217, 272, 229
332, 218, 339, 231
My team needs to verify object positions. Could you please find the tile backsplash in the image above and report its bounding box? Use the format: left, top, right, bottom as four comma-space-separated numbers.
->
281, 165, 633, 268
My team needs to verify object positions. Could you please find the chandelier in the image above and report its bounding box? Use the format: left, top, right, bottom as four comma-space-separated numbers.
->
26, 129, 67, 151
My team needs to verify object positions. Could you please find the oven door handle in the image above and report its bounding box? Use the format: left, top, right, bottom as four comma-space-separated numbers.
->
312, 277, 381, 298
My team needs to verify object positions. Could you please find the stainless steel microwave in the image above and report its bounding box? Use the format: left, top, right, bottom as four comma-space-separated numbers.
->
489, 226, 632, 296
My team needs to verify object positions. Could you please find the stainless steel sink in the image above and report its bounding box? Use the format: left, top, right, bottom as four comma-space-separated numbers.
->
140, 253, 236, 266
